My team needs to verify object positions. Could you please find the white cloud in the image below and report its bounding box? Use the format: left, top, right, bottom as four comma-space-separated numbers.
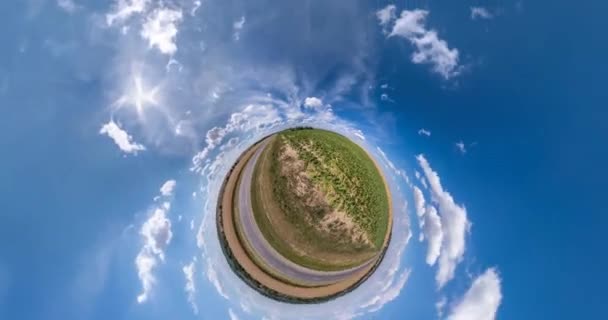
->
140, 8, 183, 55
140, 207, 173, 261
418, 128, 431, 137
229, 308, 240, 320
470, 7, 493, 20
422, 205, 443, 266
376, 147, 410, 184
436, 296, 447, 318
206, 260, 229, 300
192, 104, 283, 169
413, 186, 426, 218
106, 0, 150, 26
389, 9, 427, 37
412, 186, 426, 241
447, 268, 502, 320
233, 16, 246, 41
99, 120, 146, 154
183, 259, 198, 314
359, 269, 411, 313
135, 251, 156, 303
57, 0, 78, 13
379, 8, 460, 79
376, 5, 396, 29
456, 141, 467, 154
409, 30, 460, 80
417, 154, 470, 287
191, 0, 202, 16
159, 179, 176, 196
413, 186, 443, 265
380, 93, 393, 102
135, 190, 173, 303
303, 96, 323, 109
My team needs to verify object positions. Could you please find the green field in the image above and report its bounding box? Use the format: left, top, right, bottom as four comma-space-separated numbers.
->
278, 128, 390, 247
250, 128, 390, 271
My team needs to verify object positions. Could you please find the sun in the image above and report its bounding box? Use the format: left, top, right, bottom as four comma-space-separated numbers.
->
113, 74, 162, 116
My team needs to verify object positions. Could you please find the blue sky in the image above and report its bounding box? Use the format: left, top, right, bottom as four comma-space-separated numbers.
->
1, 0, 606, 319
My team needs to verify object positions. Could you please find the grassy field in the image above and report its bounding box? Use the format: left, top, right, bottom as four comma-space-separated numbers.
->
278, 128, 390, 247
250, 128, 390, 271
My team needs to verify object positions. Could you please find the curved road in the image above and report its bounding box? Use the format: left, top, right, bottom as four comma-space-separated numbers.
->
236, 138, 376, 286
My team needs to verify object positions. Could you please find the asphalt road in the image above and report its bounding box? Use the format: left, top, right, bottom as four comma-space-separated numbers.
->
235, 138, 376, 286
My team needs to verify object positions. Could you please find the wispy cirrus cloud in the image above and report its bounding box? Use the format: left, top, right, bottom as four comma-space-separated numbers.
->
456, 141, 467, 154
135, 180, 175, 303
417, 154, 470, 288
56, 0, 78, 13
470, 7, 493, 20
233, 16, 246, 41
418, 128, 431, 137
183, 258, 198, 314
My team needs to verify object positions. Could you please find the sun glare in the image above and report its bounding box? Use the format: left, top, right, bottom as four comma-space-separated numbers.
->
114, 75, 161, 116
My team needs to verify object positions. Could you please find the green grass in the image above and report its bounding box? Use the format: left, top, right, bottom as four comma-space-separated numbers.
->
250, 129, 390, 271
251, 136, 369, 271
278, 128, 390, 247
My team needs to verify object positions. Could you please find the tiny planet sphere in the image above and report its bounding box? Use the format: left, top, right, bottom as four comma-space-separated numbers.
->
216, 127, 393, 303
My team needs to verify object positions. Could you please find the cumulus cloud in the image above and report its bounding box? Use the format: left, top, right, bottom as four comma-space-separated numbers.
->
140, 7, 183, 55
183, 259, 198, 314
159, 179, 176, 196
139, 207, 173, 261
376, 5, 396, 30
377, 7, 460, 79
135, 251, 156, 304
470, 7, 493, 20
417, 154, 470, 287
135, 187, 173, 303
233, 16, 246, 41
99, 120, 146, 154
418, 128, 431, 137
106, 0, 150, 26
413, 187, 443, 265
422, 205, 443, 266
447, 268, 502, 320
413, 186, 426, 218
303, 96, 323, 109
